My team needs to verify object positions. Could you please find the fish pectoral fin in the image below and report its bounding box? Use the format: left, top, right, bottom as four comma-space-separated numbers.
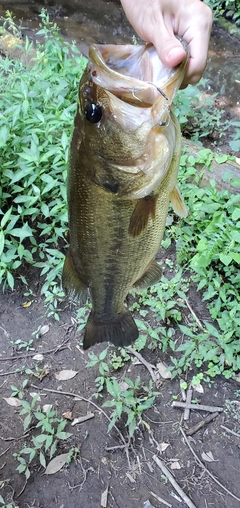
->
170, 185, 188, 218
133, 260, 162, 290
62, 249, 88, 303
128, 196, 157, 237
83, 311, 139, 350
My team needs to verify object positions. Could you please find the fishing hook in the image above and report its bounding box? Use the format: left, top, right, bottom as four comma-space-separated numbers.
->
148, 82, 169, 101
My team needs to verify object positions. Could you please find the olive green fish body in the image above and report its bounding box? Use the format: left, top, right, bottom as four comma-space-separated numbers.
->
63, 43, 188, 349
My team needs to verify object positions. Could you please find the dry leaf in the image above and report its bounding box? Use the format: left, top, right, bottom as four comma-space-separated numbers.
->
3, 397, 22, 407
55, 370, 78, 381
71, 413, 94, 426
44, 453, 69, 474
126, 471, 135, 483
43, 404, 52, 413
63, 411, 73, 421
119, 381, 129, 391
170, 461, 181, 470
158, 442, 169, 452
143, 501, 155, 508
236, 157, 240, 166
156, 362, 172, 379
34, 368, 49, 380
192, 383, 204, 394
39, 325, 50, 337
29, 392, 41, 401
201, 451, 218, 463
33, 353, 44, 361
22, 300, 34, 308
101, 486, 108, 508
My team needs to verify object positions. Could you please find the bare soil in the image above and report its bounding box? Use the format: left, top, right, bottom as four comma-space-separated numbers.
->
0, 264, 240, 508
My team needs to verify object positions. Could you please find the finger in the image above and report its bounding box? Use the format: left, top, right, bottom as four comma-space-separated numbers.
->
152, 25, 187, 68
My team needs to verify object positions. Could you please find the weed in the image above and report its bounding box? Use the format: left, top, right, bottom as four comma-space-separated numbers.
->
10, 390, 72, 478
0, 494, 15, 508
0, 9, 87, 315
103, 377, 158, 436
86, 347, 110, 395
11, 338, 34, 351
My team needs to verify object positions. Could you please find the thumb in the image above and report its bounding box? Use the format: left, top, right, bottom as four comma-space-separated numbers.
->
153, 34, 187, 68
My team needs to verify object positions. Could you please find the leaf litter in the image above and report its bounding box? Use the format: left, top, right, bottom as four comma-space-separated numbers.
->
44, 453, 70, 475
54, 370, 78, 381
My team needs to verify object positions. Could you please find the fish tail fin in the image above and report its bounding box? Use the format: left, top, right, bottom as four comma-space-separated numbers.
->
62, 249, 88, 303
83, 311, 139, 350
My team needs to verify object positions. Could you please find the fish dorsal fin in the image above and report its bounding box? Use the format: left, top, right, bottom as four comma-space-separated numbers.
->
128, 196, 157, 237
170, 185, 188, 218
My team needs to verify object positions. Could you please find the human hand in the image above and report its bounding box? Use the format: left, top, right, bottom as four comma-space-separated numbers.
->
120, 0, 212, 87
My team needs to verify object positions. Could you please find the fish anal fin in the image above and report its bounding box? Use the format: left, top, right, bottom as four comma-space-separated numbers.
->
129, 196, 157, 237
134, 260, 162, 290
83, 311, 139, 350
170, 185, 188, 218
62, 249, 88, 303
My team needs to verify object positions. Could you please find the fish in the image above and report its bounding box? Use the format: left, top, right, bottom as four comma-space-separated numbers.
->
62, 42, 189, 350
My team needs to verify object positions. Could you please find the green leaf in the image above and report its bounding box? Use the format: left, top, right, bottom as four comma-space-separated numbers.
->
56, 431, 72, 440
34, 434, 48, 444
232, 208, 240, 221
219, 253, 232, 266
40, 451, 46, 468
6, 271, 14, 290
0, 206, 13, 228
230, 139, 240, 151
0, 230, 4, 257
45, 434, 54, 450
8, 223, 33, 242
99, 348, 108, 361
23, 413, 32, 431
214, 154, 228, 164
0, 124, 10, 147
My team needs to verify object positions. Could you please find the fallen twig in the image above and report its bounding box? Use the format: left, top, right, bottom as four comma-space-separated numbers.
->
101, 486, 109, 508
186, 412, 219, 436
0, 445, 11, 457
150, 490, 172, 507
152, 454, 197, 508
172, 401, 223, 413
184, 388, 193, 420
71, 413, 94, 426
180, 427, 240, 502
105, 444, 127, 452
0, 344, 69, 362
183, 299, 205, 330
0, 370, 18, 377
220, 425, 240, 439
128, 347, 157, 383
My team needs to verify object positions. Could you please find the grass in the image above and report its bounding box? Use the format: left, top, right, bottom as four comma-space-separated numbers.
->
0, 9, 240, 406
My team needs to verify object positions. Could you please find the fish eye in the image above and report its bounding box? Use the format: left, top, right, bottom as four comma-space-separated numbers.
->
84, 103, 102, 124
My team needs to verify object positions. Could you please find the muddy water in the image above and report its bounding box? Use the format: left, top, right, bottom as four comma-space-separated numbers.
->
0, 0, 240, 118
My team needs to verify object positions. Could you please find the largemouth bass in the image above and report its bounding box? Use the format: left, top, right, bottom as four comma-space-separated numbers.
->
62, 42, 188, 350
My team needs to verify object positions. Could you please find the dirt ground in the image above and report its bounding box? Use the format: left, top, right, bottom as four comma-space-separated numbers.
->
0, 266, 240, 508
1, 3, 240, 508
